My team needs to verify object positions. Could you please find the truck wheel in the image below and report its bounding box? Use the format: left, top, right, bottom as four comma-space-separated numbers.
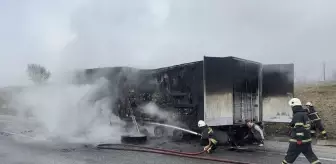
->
216, 131, 229, 144
172, 129, 184, 141
140, 128, 150, 136
121, 135, 147, 144
154, 126, 167, 138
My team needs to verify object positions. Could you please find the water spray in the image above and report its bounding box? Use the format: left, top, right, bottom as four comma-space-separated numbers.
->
129, 107, 141, 133
131, 115, 140, 133
148, 122, 201, 136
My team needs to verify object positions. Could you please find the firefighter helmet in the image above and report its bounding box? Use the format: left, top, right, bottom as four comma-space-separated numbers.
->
198, 120, 206, 127
306, 102, 313, 106
288, 98, 302, 107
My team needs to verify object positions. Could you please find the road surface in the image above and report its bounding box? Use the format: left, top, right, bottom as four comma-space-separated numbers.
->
0, 115, 335, 164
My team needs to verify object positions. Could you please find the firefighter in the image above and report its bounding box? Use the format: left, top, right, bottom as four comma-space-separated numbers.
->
245, 119, 265, 146
198, 120, 218, 154
281, 98, 321, 164
306, 102, 328, 139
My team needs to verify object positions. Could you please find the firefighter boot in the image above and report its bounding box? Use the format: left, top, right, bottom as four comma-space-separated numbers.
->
206, 147, 212, 154
322, 133, 328, 140
206, 145, 217, 154
259, 140, 264, 147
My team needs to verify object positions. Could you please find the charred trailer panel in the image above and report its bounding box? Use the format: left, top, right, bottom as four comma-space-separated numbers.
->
262, 64, 294, 123
153, 61, 204, 130
78, 63, 205, 130
77, 58, 294, 135
231, 58, 262, 124
203, 56, 262, 126
203, 56, 234, 126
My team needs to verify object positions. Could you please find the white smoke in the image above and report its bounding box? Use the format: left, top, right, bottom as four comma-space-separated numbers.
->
141, 102, 170, 119
141, 102, 189, 129
8, 77, 126, 144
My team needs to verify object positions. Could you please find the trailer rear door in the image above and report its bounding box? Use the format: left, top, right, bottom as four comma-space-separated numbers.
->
203, 56, 234, 126
262, 64, 294, 123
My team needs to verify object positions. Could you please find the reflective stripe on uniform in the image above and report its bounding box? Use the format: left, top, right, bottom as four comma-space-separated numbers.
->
310, 130, 316, 133
207, 127, 218, 144
321, 130, 327, 134
208, 128, 213, 134
281, 160, 288, 164
295, 123, 304, 126
289, 138, 312, 143
294, 122, 310, 129
311, 160, 321, 164
308, 112, 321, 121
311, 118, 321, 121
296, 133, 304, 136
308, 112, 318, 115
210, 138, 218, 144
308, 112, 320, 117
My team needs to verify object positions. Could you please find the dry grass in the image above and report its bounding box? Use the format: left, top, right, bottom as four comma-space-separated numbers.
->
264, 82, 336, 139
295, 82, 336, 139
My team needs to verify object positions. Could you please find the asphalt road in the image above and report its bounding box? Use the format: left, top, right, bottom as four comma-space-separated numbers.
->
0, 115, 335, 164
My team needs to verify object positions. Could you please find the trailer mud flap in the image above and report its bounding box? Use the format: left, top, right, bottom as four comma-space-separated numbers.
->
203, 56, 234, 126
262, 64, 294, 123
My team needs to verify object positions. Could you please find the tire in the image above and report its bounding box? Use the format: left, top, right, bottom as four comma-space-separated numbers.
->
140, 128, 150, 136
121, 135, 147, 144
154, 126, 167, 138
216, 131, 229, 145
172, 129, 184, 141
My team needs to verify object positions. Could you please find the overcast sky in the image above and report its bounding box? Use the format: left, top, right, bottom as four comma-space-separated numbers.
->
1, 0, 336, 86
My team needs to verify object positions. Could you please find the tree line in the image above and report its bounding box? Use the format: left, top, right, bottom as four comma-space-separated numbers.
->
26, 64, 51, 84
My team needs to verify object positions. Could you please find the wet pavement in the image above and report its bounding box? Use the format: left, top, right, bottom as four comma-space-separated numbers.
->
0, 115, 335, 164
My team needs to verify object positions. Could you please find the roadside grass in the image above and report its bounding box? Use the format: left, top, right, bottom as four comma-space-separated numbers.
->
265, 82, 336, 139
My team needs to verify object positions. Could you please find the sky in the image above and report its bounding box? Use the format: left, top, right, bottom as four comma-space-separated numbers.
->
1, 0, 336, 86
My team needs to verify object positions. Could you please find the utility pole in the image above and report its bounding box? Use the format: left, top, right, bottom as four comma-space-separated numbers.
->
323, 62, 326, 81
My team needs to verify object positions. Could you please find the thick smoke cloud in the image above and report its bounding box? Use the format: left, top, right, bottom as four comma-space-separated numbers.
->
7, 77, 127, 144
1, 0, 336, 86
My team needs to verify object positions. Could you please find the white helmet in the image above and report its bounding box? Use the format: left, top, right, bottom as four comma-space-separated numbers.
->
198, 120, 206, 127
288, 98, 302, 107
306, 102, 313, 106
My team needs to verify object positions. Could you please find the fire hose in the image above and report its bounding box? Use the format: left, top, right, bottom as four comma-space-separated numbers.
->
96, 144, 254, 164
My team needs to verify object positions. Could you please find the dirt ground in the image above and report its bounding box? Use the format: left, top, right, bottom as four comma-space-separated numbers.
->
295, 82, 336, 139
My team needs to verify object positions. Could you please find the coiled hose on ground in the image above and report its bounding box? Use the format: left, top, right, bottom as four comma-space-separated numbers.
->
96, 144, 254, 164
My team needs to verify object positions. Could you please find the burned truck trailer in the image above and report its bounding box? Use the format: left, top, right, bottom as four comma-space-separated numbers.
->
204, 57, 294, 125
80, 56, 294, 140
